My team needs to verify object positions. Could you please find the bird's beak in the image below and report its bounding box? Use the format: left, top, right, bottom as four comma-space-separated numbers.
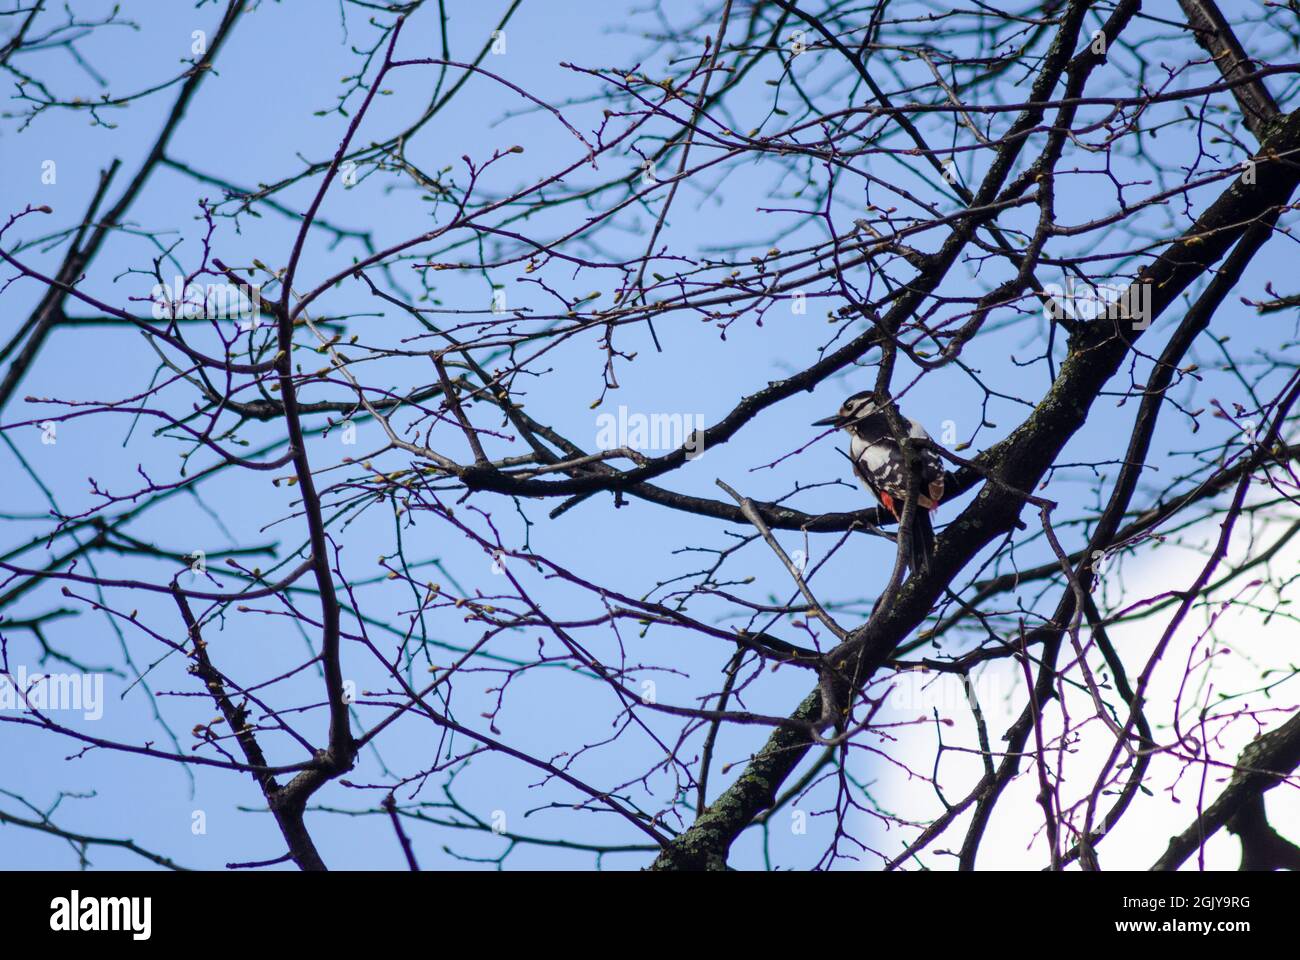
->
811, 414, 846, 428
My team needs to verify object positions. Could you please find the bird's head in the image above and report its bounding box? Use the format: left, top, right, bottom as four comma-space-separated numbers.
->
812, 390, 887, 430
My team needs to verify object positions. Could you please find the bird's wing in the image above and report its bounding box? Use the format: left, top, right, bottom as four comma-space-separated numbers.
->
907, 418, 946, 501
851, 415, 946, 506
850, 432, 907, 500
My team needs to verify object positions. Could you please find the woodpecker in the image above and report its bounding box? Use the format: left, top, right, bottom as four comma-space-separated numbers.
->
813, 390, 945, 573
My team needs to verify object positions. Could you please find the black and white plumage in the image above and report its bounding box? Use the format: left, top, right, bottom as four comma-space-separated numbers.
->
813, 390, 945, 572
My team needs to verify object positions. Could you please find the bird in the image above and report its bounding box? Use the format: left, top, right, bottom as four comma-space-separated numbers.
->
813, 390, 945, 574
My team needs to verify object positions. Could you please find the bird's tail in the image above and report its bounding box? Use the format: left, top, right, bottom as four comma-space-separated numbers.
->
909, 508, 935, 575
